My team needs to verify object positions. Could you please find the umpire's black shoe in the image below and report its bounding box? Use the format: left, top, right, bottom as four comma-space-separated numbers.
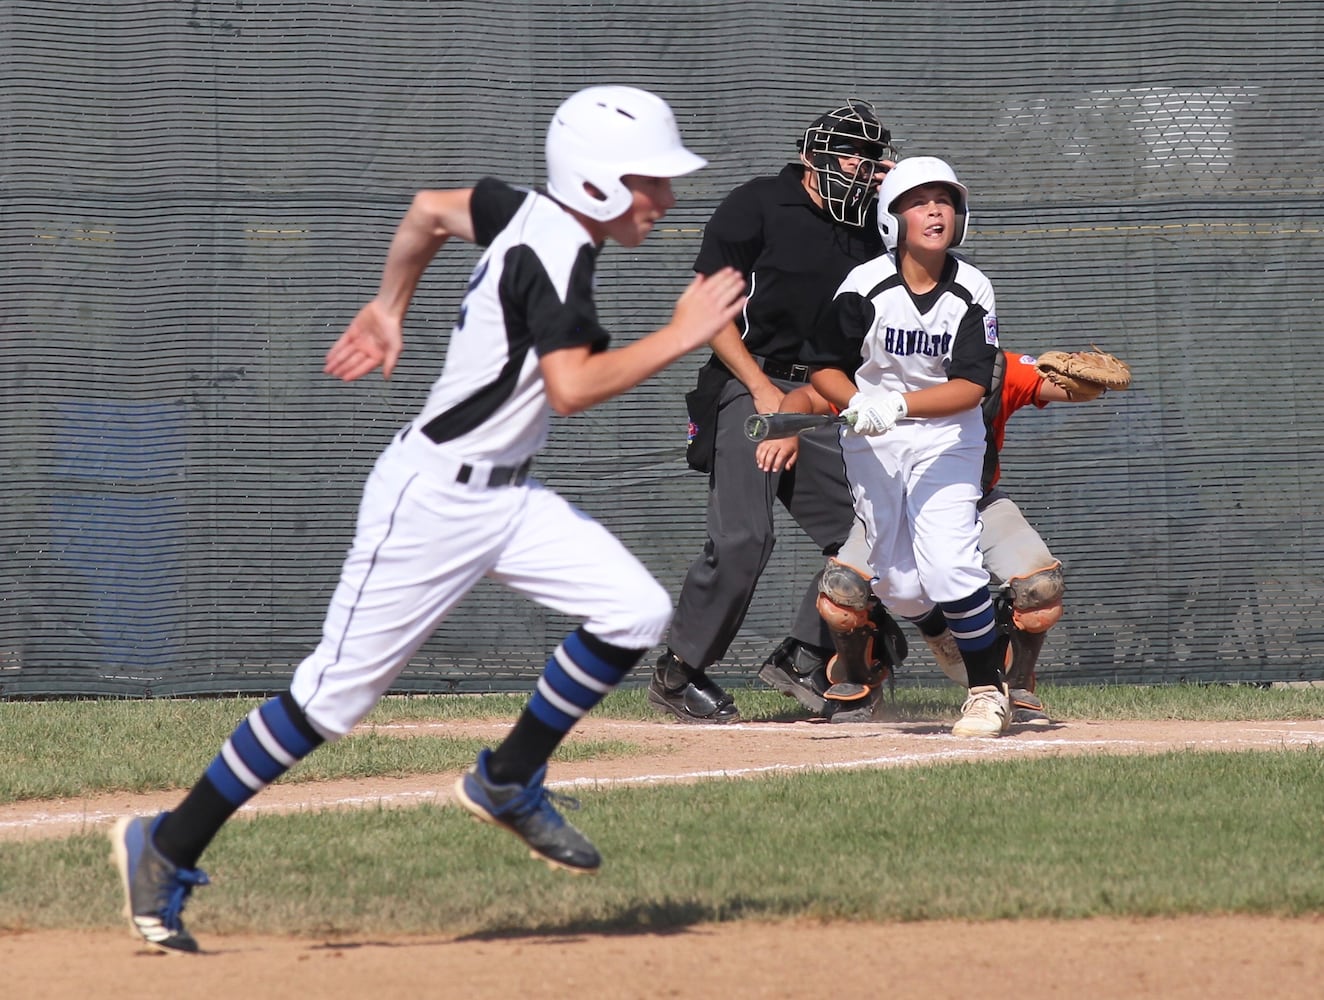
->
757, 637, 830, 714
647, 650, 741, 724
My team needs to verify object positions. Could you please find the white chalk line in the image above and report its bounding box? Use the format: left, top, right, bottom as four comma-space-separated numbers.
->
4, 724, 1320, 835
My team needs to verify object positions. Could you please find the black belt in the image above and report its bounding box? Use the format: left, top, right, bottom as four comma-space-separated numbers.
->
456, 458, 531, 488
400, 425, 531, 488
754, 356, 811, 383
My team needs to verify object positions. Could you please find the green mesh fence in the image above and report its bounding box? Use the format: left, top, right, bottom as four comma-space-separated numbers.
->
2, 1, 1321, 695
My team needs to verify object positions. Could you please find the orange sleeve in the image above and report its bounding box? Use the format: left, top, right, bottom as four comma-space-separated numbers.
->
987, 352, 1049, 463
1001, 351, 1049, 416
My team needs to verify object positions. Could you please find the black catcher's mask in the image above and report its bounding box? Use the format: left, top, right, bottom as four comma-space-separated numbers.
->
797, 100, 897, 227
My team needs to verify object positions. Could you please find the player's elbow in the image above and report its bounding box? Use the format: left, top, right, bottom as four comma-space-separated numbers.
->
545, 389, 590, 416
543, 378, 600, 415
539, 347, 601, 415
951, 378, 987, 409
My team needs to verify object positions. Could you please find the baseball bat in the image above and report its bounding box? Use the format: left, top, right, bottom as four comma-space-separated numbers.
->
743, 411, 854, 442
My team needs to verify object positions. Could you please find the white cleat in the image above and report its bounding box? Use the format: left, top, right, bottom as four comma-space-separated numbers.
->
952, 684, 1010, 738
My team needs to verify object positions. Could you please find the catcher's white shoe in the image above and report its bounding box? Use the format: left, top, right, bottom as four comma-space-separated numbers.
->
952, 685, 1010, 738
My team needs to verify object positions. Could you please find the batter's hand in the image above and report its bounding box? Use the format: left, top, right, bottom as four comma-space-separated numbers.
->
324, 300, 404, 381
669, 268, 747, 353
755, 434, 799, 473
843, 390, 907, 435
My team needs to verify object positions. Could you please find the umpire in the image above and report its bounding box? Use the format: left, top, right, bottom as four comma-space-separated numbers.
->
649, 100, 895, 723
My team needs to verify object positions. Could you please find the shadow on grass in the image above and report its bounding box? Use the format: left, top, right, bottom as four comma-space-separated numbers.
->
453, 896, 811, 942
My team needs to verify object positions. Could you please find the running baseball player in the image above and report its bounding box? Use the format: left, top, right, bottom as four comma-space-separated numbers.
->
109, 85, 746, 953
767, 348, 1130, 724
805, 155, 1010, 737
650, 101, 897, 724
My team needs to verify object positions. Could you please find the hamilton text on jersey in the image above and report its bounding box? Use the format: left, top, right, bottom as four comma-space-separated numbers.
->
882, 327, 953, 358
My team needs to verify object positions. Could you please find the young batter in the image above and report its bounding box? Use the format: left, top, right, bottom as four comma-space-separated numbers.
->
767, 349, 1111, 727
805, 155, 1009, 737
110, 85, 746, 953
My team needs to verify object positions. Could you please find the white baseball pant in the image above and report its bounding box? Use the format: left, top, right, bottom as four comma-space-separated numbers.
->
840, 414, 989, 619
289, 428, 671, 738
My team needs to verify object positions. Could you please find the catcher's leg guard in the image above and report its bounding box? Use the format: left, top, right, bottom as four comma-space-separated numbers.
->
817, 558, 879, 703
823, 601, 908, 704
1007, 562, 1064, 633
1007, 626, 1047, 693
1008, 627, 1051, 726
823, 635, 879, 702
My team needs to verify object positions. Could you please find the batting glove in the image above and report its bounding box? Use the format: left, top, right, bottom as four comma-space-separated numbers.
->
843, 391, 907, 436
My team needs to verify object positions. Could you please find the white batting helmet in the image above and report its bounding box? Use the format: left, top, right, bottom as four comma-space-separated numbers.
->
545, 86, 707, 222
877, 156, 970, 251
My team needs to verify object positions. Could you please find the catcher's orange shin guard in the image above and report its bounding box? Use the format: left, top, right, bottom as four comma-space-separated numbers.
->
822, 626, 878, 702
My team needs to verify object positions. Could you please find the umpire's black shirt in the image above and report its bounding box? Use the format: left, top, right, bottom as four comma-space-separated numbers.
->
693, 163, 883, 365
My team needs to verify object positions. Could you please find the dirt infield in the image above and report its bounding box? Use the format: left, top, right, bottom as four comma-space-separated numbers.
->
6, 716, 1324, 998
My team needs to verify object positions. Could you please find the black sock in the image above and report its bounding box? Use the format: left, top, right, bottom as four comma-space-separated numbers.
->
963, 637, 1009, 690
153, 691, 325, 869
911, 606, 949, 638
486, 713, 563, 786
152, 778, 240, 870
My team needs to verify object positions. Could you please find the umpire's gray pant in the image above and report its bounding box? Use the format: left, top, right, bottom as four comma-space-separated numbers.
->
668, 378, 857, 670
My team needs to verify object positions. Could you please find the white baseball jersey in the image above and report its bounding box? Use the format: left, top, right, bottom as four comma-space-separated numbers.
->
288, 178, 671, 737
807, 250, 1000, 617
412, 178, 610, 466
809, 250, 999, 397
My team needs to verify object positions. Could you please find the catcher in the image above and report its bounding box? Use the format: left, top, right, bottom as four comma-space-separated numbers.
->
754, 346, 1131, 724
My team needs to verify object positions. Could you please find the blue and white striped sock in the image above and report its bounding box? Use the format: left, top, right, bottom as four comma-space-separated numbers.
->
204, 692, 323, 808
527, 628, 636, 735
939, 589, 1007, 689
940, 589, 999, 654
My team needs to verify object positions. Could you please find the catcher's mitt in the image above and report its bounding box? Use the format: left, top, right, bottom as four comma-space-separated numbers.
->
1034, 345, 1132, 401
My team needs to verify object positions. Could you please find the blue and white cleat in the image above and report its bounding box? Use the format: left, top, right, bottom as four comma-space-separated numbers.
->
455, 749, 601, 874
109, 813, 210, 953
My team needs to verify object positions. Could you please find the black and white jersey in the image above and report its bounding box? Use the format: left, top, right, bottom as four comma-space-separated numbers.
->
412, 177, 609, 464
806, 251, 999, 395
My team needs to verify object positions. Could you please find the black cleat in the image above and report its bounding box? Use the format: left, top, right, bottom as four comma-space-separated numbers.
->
757, 637, 831, 714
1010, 688, 1052, 727
824, 687, 883, 724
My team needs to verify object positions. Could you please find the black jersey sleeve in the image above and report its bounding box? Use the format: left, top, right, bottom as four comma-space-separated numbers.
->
471, 177, 530, 246
501, 243, 611, 357
692, 181, 764, 277
802, 289, 872, 374
947, 304, 999, 389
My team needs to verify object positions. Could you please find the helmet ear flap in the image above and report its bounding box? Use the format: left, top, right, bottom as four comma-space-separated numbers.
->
876, 156, 970, 251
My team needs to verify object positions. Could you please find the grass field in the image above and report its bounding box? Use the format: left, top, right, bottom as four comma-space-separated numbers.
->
2, 683, 1322, 938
